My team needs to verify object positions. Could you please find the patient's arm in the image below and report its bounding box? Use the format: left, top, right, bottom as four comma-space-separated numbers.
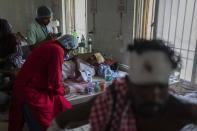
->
55, 96, 97, 129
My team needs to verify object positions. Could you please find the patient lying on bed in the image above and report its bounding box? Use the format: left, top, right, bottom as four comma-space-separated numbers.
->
62, 52, 118, 81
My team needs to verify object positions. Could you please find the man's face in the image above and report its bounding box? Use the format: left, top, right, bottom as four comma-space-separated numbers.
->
129, 83, 169, 118
40, 17, 51, 26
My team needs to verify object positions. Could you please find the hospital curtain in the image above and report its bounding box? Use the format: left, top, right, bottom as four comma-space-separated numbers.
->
65, 0, 75, 34
133, 0, 155, 39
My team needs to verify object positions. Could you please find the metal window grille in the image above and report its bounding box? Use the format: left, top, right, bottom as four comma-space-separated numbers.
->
133, 0, 197, 84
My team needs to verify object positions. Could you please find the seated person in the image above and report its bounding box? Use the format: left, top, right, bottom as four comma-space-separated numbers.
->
0, 18, 23, 111
47, 39, 197, 131
0, 18, 23, 69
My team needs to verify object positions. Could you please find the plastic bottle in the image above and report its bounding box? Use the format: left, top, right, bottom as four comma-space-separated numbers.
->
87, 32, 93, 53
86, 70, 92, 83
81, 35, 85, 43
85, 82, 94, 94
72, 30, 79, 39
72, 31, 79, 46
94, 81, 100, 92
104, 67, 113, 82
78, 35, 86, 53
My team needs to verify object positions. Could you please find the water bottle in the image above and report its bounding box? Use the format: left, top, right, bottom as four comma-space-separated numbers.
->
78, 35, 86, 53
72, 30, 79, 39
85, 83, 94, 94
112, 71, 118, 79
81, 35, 85, 43
104, 67, 113, 82
87, 32, 93, 53
72, 30, 79, 46
87, 41, 92, 53
86, 71, 92, 83
94, 81, 100, 92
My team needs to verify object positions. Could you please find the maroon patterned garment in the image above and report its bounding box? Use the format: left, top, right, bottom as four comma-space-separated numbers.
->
90, 78, 137, 131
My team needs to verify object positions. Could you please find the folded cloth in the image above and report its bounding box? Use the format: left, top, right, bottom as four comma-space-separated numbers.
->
63, 80, 89, 94
171, 92, 197, 104
62, 61, 76, 80
181, 124, 197, 131
77, 59, 95, 82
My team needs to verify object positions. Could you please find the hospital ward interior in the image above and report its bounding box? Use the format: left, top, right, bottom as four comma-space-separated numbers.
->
0, 0, 197, 131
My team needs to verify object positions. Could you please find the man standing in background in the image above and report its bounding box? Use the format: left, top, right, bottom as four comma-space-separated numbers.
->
27, 5, 55, 48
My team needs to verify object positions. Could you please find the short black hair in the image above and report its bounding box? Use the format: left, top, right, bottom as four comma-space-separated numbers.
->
127, 39, 181, 70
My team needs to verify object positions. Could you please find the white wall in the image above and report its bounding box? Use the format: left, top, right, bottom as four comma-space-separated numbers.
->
87, 0, 134, 63
75, 0, 87, 39
0, 0, 62, 35
0, 0, 135, 64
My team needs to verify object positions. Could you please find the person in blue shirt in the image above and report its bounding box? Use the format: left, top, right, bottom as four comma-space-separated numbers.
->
27, 6, 56, 48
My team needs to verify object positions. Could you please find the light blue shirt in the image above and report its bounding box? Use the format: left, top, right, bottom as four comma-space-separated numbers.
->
27, 20, 49, 45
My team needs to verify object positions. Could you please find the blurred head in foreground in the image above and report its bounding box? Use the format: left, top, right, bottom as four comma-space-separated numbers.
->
126, 39, 181, 117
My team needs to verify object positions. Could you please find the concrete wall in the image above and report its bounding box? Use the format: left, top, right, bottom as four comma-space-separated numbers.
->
0, 0, 62, 35
0, 0, 134, 64
87, 0, 134, 63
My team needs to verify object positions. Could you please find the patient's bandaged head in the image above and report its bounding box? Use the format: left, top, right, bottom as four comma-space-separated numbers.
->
94, 53, 105, 64
127, 51, 173, 84
126, 39, 181, 85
